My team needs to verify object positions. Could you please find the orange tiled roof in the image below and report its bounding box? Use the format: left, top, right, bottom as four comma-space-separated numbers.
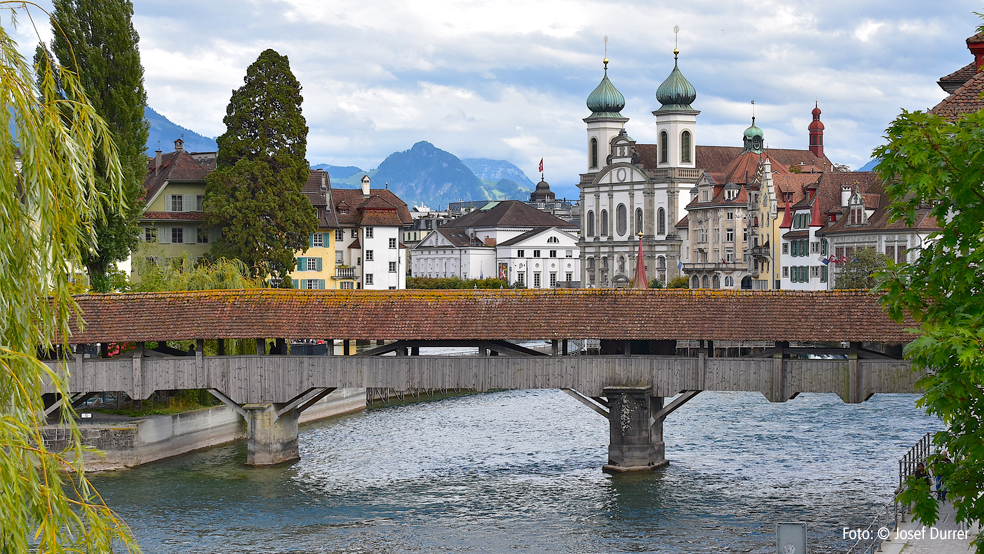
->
930, 70, 984, 121
60, 289, 915, 344
142, 150, 212, 203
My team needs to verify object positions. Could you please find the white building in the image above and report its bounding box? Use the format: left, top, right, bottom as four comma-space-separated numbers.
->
332, 176, 412, 290
411, 200, 580, 288
578, 53, 696, 288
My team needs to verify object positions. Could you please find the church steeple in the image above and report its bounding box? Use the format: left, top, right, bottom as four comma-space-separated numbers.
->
584, 49, 628, 173
808, 103, 824, 159
743, 116, 764, 154
586, 58, 626, 118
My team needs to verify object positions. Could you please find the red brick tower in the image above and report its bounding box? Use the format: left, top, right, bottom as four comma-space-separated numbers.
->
808, 103, 824, 159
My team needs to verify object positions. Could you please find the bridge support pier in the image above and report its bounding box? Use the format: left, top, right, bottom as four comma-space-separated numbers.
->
243, 403, 299, 466
602, 386, 666, 473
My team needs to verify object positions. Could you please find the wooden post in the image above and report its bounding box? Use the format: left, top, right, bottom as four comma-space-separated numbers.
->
848, 341, 861, 403
217, 338, 225, 356
772, 341, 788, 402
562, 339, 569, 355
256, 338, 265, 356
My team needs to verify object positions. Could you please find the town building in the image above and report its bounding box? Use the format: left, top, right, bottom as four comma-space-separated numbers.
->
288, 169, 339, 289
931, 31, 984, 121
330, 175, 412, 290
410, 200, 579, 288
131, 139, 218, 282
578, 47, 834, 289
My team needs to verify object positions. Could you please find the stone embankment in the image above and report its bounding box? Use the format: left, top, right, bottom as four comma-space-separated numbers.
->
44, 388, 365, 471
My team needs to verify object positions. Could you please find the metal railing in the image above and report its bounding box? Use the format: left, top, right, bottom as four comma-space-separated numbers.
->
899, 432, 933, 491
843, 432, 936, 553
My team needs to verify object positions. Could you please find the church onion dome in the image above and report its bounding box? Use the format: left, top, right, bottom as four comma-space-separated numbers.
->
809, 104, 824, 130
655, 51, 697, 111
586, 59, 626, 118
744, 118, 764, 140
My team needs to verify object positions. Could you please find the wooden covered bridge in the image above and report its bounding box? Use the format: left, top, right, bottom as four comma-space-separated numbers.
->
45, 289, 920, 469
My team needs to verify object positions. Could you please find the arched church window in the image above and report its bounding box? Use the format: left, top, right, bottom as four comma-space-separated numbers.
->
590, 138, 598, 169
657, 208, 666, 235
657, 256, 665, 269
660, 131, 668, 163
635, 208, 643, 235
586, 211, 595, 237
702, 275, 710, 288
616, 204, 627, 236
681, 131, 692, 164
692, 276, 700, 288
601, 210, 609, 236
712, 274, 720, 289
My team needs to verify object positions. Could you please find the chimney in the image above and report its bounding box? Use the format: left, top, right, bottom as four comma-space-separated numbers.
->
808, 103, 824, 159
361, 175, 370, 198
155, 149, 162, 176
968, 34, 984, 72
174, 138, 184, 152
841, 185, 851, 208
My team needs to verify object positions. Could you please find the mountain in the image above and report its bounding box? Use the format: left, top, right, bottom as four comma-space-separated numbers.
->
368, 141, 532, 209
857, 158, 879, 172
461, 158, 536, 189
312, 163, 363, 179
144, 107, 217, 154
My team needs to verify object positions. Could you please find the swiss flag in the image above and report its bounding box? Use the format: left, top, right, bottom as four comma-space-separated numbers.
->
539, 158, 543, 173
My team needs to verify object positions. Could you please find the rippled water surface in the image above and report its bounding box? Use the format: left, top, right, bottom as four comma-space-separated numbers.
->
92, 390, 939, 553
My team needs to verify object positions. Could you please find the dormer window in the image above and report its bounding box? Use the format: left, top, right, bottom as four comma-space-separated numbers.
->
848, 190, 866, 226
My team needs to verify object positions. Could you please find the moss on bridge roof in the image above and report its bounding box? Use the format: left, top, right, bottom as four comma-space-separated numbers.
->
60, 288, 915, 344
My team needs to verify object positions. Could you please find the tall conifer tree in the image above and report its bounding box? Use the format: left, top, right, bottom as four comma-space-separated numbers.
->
205, 49, 317, 284
50, 0, 149, 292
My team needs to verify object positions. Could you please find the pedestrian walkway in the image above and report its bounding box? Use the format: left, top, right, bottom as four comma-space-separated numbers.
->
879, 500, 979, 554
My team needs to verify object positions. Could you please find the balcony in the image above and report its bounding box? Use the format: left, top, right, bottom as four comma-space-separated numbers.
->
682, 262, 748, 273
334, 266, 356, 279
750, 246, 770, 257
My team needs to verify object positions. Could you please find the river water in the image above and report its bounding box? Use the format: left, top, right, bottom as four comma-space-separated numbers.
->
92, 390, 938, 553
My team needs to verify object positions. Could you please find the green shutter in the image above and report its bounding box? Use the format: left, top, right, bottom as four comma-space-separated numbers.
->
292, 279, 298, 289
316, 258, 323, 271
323, 232, 330, 246
319, 279, 325, 289
297, 257, 307, 271
309, 234, 314, 248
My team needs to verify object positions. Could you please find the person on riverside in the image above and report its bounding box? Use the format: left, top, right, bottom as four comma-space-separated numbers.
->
935, 451, 951, 501
914, 462, 931, 489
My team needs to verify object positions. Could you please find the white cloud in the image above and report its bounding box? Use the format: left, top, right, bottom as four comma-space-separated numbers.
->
8, 0, 982, 182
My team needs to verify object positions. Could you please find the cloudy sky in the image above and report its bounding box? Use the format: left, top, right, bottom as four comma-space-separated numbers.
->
12, 0, 981, 196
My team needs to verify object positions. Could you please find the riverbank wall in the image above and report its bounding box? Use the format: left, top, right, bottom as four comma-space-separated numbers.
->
43, 388, 365, 471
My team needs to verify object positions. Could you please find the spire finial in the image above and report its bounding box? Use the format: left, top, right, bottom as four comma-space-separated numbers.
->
673, 25, 680, 57
603, 36, 609, 70
751, 99, 755, 125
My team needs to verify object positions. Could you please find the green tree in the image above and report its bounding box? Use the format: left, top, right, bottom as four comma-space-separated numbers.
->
833, 247, 889, 290
49, 0, 149, 292
667, 276, 689, 289
0, 5, 135, 550
874, 104, 984, 551
205, 49, 316, 284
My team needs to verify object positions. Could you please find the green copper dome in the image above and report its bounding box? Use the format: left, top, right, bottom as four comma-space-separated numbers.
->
742, 117, 764, 153
655, 53, 697, 111
744, 118, 764, 139
586, 61, 625, 118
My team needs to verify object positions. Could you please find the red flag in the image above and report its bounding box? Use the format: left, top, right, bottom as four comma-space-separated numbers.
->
538, 158, 543, 173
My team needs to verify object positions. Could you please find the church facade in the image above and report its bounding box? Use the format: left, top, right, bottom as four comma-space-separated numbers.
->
578, 51, 698, 287
578, 48, 833, 290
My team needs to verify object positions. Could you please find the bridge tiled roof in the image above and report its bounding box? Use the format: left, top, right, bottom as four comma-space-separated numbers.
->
61, 289, 915, 344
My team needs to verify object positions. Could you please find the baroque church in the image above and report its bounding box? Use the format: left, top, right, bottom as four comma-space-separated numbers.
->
578, 47, 831, 289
